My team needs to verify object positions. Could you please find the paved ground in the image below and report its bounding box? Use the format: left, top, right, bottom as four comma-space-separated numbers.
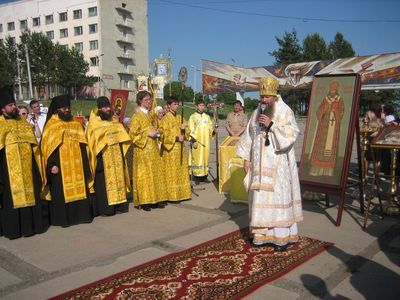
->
0, 118, 399, 300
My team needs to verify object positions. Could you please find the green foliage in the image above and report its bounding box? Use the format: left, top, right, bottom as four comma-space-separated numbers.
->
163, 81, 194, 102
54, 45, 95, 96
216, 92, 236, 105
328, 32, 355, 59
360, 90, 397, 116
244, 97, 259, 112
270, 31, 356, 115
270, 29, 303, 65
302, 33, 329, 61
1, 30, 95, 99
0, 38, 17, 88
19, 31, 56, 91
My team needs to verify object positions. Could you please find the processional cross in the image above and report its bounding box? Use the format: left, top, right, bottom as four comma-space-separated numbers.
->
207, 99, 224, 181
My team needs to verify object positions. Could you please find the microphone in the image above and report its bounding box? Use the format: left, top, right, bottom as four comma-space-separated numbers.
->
259, 104, 267, 131
259, 104, 273, 146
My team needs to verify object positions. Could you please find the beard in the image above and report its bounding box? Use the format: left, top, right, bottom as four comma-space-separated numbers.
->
58, 111, 73, 121
4, 108, 20, 119
260, 101, 275, 119
99, 110, 112, 121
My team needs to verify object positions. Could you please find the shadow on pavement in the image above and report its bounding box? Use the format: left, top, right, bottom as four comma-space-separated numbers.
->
301, 223, 400, 299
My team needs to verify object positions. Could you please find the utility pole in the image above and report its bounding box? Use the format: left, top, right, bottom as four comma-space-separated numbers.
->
190, 65, 199, 103
24, 44, 33, 99
97, 54, 104, 96
168, 47, 172, 96
16, 46, 23, 100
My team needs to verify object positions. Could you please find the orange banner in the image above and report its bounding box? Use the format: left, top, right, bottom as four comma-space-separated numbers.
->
110, 89, 129, 122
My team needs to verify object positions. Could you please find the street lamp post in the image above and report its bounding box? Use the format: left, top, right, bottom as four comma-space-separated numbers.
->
24, 44, 34, 99
190, 65, 200, 103
97, 53, 104, 96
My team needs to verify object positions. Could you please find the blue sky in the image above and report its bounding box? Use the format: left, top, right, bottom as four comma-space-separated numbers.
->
1, 0, 399, 91
149, 0, 400, 91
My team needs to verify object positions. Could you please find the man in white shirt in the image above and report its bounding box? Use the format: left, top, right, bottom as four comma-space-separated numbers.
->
29, 100, 47, 142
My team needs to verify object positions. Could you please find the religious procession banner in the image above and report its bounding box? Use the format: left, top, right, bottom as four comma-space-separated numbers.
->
202, 52, 400, 94
110, 89, 129, 122
137, 75, 149, 91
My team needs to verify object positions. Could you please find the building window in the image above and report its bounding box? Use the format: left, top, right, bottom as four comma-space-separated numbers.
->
89, 23, 98, 34
20, 20, 28, 30
123, 30, 127, 38
0, 24, 3, 33
59, 12, 68, 22
74, 42, 83, 52
46, 31, 54, 40
60, 28, 68, 38
123, 80, 129, 88
45, 15, 53, 25
7, 22, 15, 31
88, 7, 97, 17
73, 9, 82, 19
89, 40, 98, 50
123, 15, 127, 23
61, 44, 68, 50
74, 26, 83, 36
90, 57, 98, 66
32, 17, 40, 27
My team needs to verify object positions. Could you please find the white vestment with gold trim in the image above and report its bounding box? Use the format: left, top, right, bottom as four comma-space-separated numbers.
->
236, 96, 303, 246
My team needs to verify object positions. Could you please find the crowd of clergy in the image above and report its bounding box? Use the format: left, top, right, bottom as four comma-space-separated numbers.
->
1, 76, 303, 253
0, 87, 220, 240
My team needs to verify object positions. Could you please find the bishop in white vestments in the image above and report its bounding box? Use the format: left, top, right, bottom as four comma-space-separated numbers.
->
236, 76, 303, 252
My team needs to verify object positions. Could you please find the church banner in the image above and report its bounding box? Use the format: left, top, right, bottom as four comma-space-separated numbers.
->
110, 89, 129, 122
201, 52, 400, 94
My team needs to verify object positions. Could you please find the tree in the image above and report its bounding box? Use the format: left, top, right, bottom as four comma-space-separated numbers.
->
328, 32, 355, 59
216, 92, 236, 105
269, 29, 304, 113
302, 33, 329, 61
162, 81, 194, 102
54, 45, 95, 97
0, 37, 17, 88
360, 89, 396, 116
18, 31, 57, 99
270, 29, 303, 65
244, 97, 259, 112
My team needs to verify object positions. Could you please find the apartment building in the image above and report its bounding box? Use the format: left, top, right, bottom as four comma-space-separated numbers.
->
0, 0, 149, 98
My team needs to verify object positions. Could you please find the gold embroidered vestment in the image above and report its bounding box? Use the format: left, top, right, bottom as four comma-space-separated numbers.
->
0, 116, 42, 208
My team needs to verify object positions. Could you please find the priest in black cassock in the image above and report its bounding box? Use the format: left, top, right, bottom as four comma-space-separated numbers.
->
0, 87, 49, 239
86, 97, 132, 216
40, 95, 93, 227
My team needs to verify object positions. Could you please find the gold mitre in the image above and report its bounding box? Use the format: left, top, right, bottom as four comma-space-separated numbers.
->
258, 76, 279, 96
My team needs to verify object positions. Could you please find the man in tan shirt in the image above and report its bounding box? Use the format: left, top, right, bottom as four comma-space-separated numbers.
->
225, 101, 248, 136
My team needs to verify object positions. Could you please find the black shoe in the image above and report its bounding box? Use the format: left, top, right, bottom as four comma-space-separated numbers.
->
141, 205, 151, 211
274, 244, 288, 252
155, 203, 165, 209
245, 237, 253, 244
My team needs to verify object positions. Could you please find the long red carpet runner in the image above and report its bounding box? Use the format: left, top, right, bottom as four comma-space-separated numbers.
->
50, 229, 332, 299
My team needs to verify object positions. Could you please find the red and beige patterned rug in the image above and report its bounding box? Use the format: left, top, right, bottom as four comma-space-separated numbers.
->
50, 229, 332, 300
